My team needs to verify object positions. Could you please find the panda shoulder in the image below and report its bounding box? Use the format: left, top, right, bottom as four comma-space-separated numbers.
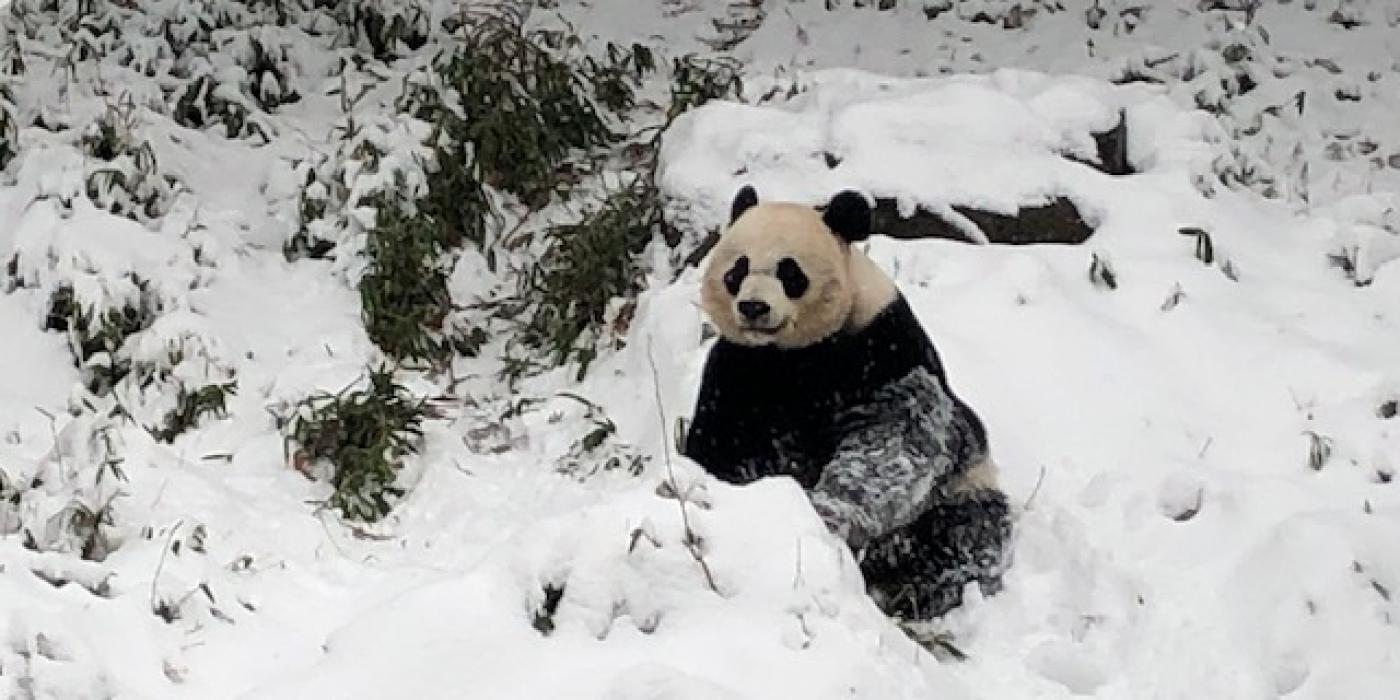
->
846, 246, 899, 331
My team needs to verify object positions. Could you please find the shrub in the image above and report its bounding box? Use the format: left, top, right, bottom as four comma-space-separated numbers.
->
286, 366, 427, 522
334, 0, 429, 62
359, 195, 454, 364
45, 279, 162, 395
490, 53, 741, 382
0, 80, 16, 170
498, 184, 657, 381
80, 98, 183, 224
401, 5, 630, 215
152, 381, 236, 443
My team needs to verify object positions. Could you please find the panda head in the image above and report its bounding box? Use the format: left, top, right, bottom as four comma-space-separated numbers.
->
701, 185, 893, 349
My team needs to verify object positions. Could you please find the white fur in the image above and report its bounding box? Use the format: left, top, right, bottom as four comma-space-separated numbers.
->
845, 245, 898, 331
702, 202, 898, 348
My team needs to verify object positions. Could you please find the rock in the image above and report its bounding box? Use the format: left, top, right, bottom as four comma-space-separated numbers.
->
682, 193, 1096, 268
1065, 111, 1132, 176
872, 196, 1095, 245
1092, 112, 1132, 176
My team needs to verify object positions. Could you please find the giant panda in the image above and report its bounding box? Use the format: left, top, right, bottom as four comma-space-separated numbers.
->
683, 185, 1012, 621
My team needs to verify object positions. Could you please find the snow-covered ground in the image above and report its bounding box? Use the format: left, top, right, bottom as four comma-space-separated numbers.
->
2, 1, 1399, 698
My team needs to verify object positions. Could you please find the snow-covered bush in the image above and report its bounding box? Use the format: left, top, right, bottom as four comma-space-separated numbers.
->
332, 0, 430, 62
859, 0, 1067, 27
547, 394, 650, 479
496, 184, 659, 381
486, 52, 741, 383
400, 5, 625, 211
236, 25, 304, 111
7, 0, 126, 62
281, 93, 432, 258
169, 69, 276, 142
0, 80, 16, 170
1084, 0, 1150, 34
0, 412, 128, 562
112, 313, 239, 442
276, 95, 451, 363
285, 366, 428, 522
79, 99, 184, 224
667, 54, 743, 121
43, 278, 161, 395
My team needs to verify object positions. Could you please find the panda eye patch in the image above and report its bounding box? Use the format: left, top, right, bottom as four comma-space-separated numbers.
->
723, 256, 749, 296
776, 257, 809, 298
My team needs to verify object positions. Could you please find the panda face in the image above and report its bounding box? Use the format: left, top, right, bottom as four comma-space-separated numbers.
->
702, 202, 856, 349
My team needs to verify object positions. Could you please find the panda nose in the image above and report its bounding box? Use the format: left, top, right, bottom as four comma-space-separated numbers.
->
737, 300, 770, 321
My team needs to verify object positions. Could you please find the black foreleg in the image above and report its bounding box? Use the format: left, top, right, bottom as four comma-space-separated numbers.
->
859, 492, 1013, 621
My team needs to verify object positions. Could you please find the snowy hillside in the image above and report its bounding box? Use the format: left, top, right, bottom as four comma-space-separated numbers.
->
1, 1, 1399, 698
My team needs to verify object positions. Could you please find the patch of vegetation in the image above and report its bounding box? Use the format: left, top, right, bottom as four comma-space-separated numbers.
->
415, 6, 623, 206
498, 185, 657, 380
9, 0, 127, 64
398, 5, 649, 257
171, 73, 274, 143
7, 414, 128, 561
551, 392, 649, 479
335, 0, 429, 62
1305, 430, 1333, 471
0, 80, 16, 170
282, 156, 337, 259
281, 86, 433, 261
359, 195, 454, 365
153, 381, 237, 443
1326, 245, 1368, 287
57, 494, 123, 562
665, 54, 743, 120
80, 98, 183, 223
282, 7, 738, 383
285, 367, 428, 522
1089, 252, 1118, 290
45, 280, 161, 395
488, 53, 742, 383
239, 28, 302, 111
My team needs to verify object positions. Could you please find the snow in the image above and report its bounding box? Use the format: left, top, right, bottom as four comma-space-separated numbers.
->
3, 1, 1400, 698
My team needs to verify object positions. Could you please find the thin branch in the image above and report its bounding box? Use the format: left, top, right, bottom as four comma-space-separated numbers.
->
1022, 465, 1048, 511
1197, 437, 1214, 459
646, 336, 718, 593
151, 519, 184, 618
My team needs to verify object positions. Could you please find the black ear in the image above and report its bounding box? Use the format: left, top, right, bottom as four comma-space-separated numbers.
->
729, 185, 758, 224
822, 190, 871, 243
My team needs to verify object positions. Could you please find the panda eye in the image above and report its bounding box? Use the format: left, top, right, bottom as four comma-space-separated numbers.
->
776, 257, 809, 298
723, 256, 749, 296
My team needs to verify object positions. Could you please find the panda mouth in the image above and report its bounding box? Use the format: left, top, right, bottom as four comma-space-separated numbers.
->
740, 319, 788, 336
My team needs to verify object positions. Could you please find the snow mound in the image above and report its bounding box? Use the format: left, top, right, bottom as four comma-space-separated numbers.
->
659, 69, 1220, 233
250, 477, 949, 699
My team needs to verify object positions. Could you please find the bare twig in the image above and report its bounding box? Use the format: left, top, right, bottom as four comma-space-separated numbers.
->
1022, 465, 1048, 511
646, 337, 719, 593
151, 519, 184, 619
